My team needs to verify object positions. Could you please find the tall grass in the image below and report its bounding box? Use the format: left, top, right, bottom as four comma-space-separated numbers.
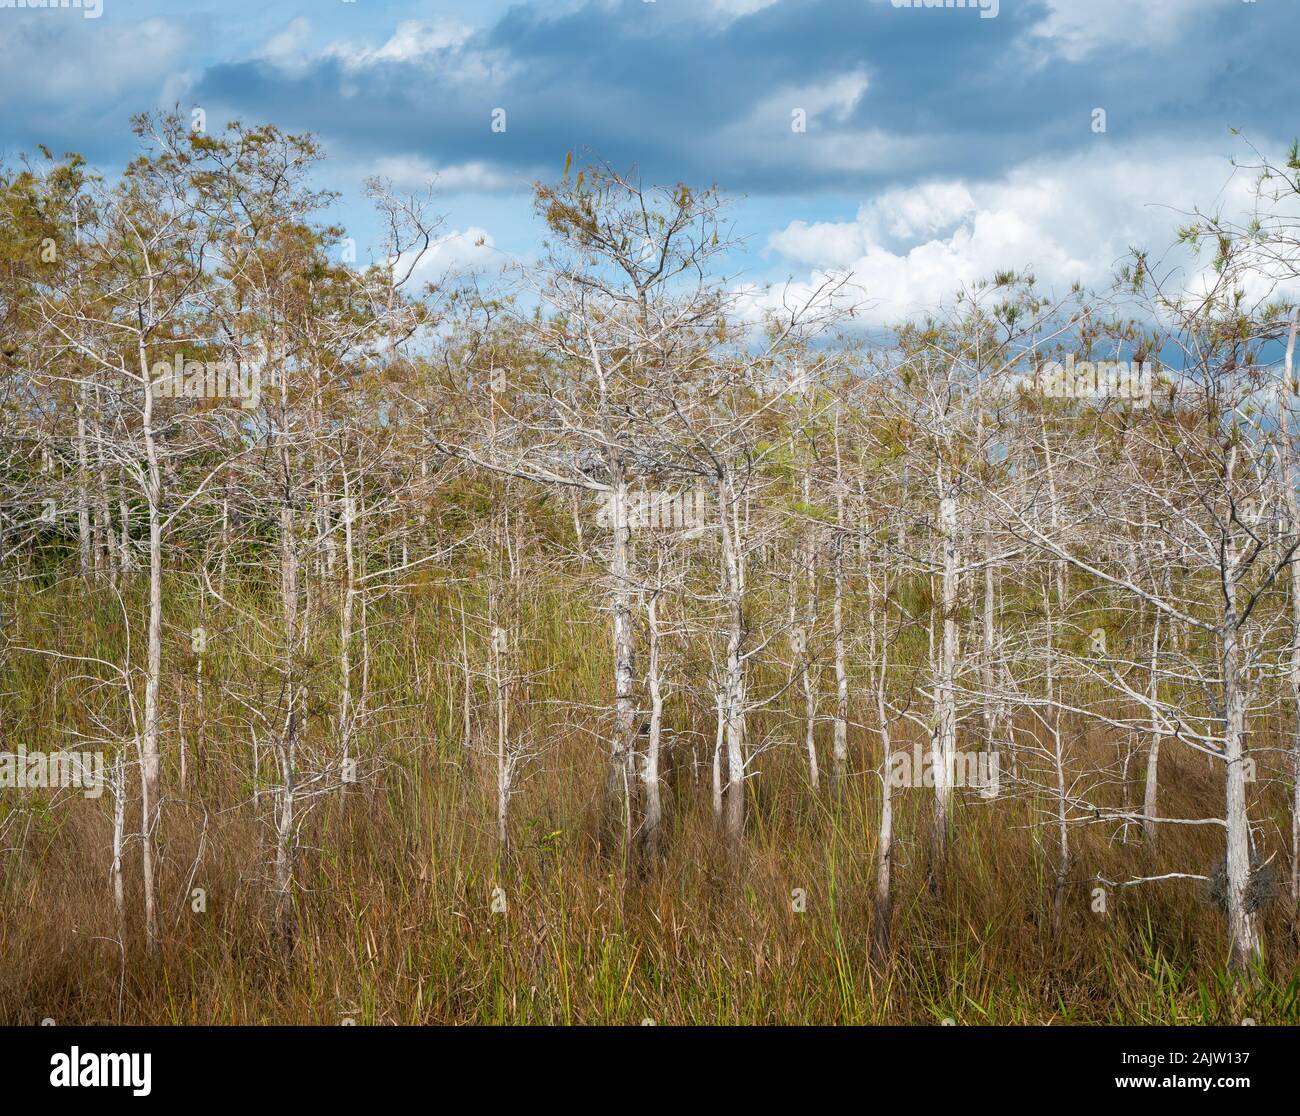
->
1, 572, 1297, 1025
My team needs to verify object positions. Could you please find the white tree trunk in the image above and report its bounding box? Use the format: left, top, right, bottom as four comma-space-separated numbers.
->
642, 591, 664, 862
1044, 584, 1069, 940
338, 488, 356, 780
712, 690, 724, 822
1222, 447, 1261, 970
138, 342, 163, 955
720, 472, 747, 853
459, 593, 474, 756
117, 470, 134, 575
274, 353, 300, 952
1143, 602, 1162, 843
493, 621, 511, 853
869, 565, 893, 964
93, 382, 112, 582
832, 536, 848, 789
932, 476, 959, 877
604, 465, 637, 853
111, 750, 126, 937
980, 520, 998, 783
832, 427, 848, 787
274, 693, 298, 949
801, 486, 820, 791
1277, 312, 1300, 931
75, 382, 92, 578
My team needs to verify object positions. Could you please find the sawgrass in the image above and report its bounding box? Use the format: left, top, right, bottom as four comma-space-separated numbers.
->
1, 572, 1297, 1025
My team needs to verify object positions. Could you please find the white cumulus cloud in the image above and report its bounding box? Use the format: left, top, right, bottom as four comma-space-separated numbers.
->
762, 143, 1279, 327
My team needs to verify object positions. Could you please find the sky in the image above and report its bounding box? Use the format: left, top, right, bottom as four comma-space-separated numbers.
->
1, 0, 1297, 326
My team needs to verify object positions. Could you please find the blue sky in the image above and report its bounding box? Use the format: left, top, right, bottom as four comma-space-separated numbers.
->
1, 0, 1296, 324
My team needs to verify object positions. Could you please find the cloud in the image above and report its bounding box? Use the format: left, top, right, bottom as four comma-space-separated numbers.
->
0, 16, 186, 108
755, 69, 869, 125
255, 17, 313, 73
250, 16, 509, 98
328, 19, 479, 69
1, 0, 1294, 320
706, 0, 783, 22
770, 181, 977, 268
762, 143, 1277, 326
365, 155, 526, 195
175, 0, 1297, 204
396, 227, 504, 287
1026, 0, 1226, 63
